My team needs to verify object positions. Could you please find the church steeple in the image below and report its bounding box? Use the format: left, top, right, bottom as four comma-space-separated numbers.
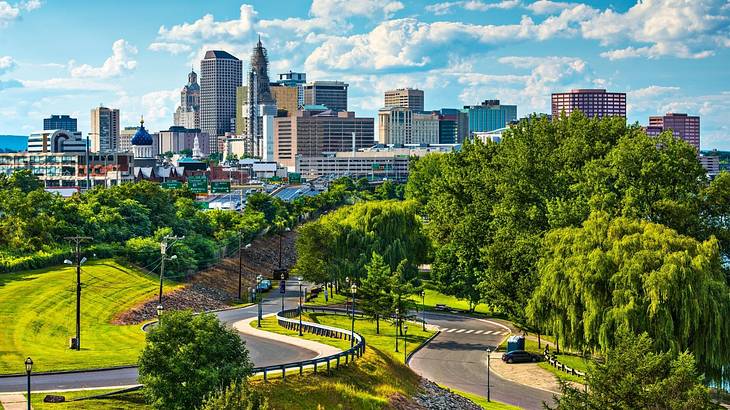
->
249, 35, 274, 105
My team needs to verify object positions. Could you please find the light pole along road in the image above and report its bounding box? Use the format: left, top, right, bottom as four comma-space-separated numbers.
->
0, 281, 311, 393
408, 311, 556, 410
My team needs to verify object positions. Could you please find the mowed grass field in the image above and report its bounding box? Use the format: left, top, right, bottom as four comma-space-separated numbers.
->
0, 259, 178, 374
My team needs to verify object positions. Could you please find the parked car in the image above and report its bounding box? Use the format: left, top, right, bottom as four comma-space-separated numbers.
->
501, 350, 540, 364
257, 279, 272, 291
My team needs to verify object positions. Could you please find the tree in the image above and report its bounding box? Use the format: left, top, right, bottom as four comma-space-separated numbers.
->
527, 212, 730, 371
199, 381, 268, 410
702, 171, 730, 262
391, 259, 417, 335
550, 331, 716, 410
358, 252, 394, 333
138, 310, 253, 410
432, 243, 481, 312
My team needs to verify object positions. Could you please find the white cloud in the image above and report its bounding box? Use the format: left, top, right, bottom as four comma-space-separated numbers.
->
148, 42, 192, 55
600, 43, 715, 60
426, 0, 520, 15
70, 39, 138, 78
19, 0, 40, 11
141, 89, 179, 123
158, 4, 257, 43
627, 85, 681, 99
310, 0, 404, 19
0, 55, 16, 74
525, 0, 574, 15
20, 77, 120, 91
0, 1, 20, 26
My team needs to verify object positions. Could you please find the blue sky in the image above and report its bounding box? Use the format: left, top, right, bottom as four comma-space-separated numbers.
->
1, 0, 729, 149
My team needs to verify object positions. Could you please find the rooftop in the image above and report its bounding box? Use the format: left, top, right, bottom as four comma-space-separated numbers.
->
203, 50, 239, 60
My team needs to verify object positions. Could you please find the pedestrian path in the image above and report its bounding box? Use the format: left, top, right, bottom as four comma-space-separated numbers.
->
436, 327, 510, 336
0, 394, 32, 410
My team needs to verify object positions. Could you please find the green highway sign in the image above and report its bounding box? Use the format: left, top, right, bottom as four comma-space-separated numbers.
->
161, 180, 183, 189
211, 181, 231, 194
288, 172, 301, 184
188, 175, 209, 194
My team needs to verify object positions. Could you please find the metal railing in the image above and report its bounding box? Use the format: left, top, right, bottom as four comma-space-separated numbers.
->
250, 306, 366, 382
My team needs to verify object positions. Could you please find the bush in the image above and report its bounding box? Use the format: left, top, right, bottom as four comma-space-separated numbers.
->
138, 310, 253, 410
199, 381, 268, 410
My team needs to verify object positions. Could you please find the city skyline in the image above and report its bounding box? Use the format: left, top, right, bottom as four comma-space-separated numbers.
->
0, 0, 729, 149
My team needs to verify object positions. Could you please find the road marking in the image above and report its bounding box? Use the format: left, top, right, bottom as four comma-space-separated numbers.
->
465, 329, 474, 334
445, 328, 457, 333
482, 330, 493, 334
502, 331, 510, 335
455, 329, 466, 333
474, 330, 483, 334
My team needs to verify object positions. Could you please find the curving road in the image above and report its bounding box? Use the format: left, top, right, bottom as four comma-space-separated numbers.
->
409, 312, 556, 410
0, 282, 314, 393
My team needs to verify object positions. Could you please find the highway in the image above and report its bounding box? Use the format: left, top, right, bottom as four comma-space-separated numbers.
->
409, 312, 556, 410
0, 282, 313, 393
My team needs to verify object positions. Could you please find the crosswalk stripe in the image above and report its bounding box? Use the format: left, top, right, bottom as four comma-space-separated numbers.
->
446, 328, 457, 333
455, 329, 466, 333
465, 329, 475, 334
474, 330, 483, 334
483, 330, 493, 335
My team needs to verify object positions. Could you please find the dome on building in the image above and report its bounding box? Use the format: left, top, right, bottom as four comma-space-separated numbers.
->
131, 117, 153, 146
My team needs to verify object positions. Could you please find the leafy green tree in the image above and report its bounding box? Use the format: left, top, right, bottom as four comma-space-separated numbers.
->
702, 171, 730, 262
432, 243, 481, 312
391, 259, 417, 335
138, 310, 253, 410
528, 212, 730, 370
199, 381, 268, 410
375, 180, 398, 200
358, 252, 394, 333
0, 169, 43, 192
550, 331, 716, 410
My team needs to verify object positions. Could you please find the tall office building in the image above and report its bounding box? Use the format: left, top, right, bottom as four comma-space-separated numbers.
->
436, 108, 469, 144
158, 126, 210, 156
90, 106, 120, 152
463, 100, 517, 134
271, 85, 299, 116
303, 81, 348, 112
551, 89, 626, 118
43, 115, 78, 132
384, 88, 424, 112
276, 71, 306, 108
240, 37, 277, 160
174, 68, 201, 129
274, 107, 375, 169
378, 107, 439, 145
646, 113, 700, 150
200, 50, 242, 152
28, 130, 87, 153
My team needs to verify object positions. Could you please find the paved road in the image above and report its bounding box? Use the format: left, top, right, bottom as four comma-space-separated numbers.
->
409, 312, 556, 410
0, 282, 314, 393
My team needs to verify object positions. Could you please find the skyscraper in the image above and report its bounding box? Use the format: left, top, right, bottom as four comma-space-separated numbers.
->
303, 81, 348, 112
90, 105, 120, 152
43, 115, 78, 132
200, 50, 242, 152
174, 68, 201, 129
384, 88, 424, 112
463, 100, 517, 134
276, 71, 306, 108
551, 89, 626, 118
240, 37, 277, 160
646, 113, 700, 150
378, 107, 439, 145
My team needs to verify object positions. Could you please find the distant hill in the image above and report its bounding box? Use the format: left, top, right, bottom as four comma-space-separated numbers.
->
0, 135, 27, 152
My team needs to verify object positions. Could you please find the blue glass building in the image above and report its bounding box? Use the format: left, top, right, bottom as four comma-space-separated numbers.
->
464, 100, 517, 133
43, 115, 78, 132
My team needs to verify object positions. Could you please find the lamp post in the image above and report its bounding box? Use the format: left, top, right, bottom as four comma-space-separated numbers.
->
394, 308, 399, 352
486, 347, 492, 402
24, 357, 32, 410
256, 275, 263, 328
298, 277, 303, 336
280, 273, 286, 312
345, 277, 350, 316
421, 290, 426, 331
350, 283, 357, 348
404, 324, 408, 363
156, 304, 163, 319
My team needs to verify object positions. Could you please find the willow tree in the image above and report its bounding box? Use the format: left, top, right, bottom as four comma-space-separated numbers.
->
527, 212, 730, 371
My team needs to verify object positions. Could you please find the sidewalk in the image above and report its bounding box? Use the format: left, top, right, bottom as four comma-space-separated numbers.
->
231, 313, 342, 359
487, 352, 562, 395
0, 394, 31, 410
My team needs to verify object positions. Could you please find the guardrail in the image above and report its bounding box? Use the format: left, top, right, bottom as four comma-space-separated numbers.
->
543, 353, 586, 377
249, 306, 366, 382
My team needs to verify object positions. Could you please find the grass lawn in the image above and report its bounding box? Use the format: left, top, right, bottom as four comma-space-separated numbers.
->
0, 259, 179, 374
305, 289, 348, 306
408, 288, 495, 315
29, 389, 150, 410
443, 386, 521, 410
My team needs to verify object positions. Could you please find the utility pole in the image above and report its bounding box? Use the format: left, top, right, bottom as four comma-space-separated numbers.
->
65, 236, 91, 351
159, 235, 183, 305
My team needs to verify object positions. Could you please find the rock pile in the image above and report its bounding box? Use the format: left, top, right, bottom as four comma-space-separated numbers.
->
114, 284, 230, 325
411, 379, 483, 410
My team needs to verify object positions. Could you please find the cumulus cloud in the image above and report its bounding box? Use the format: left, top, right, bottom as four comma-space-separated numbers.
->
426, 0, 520, 15
70, 39, 138, 78
525, 0, 574, 15
310, 0, 404, 19
141, 89, 179, 123
148, 42, 192, 55
0, 55, 16, 74
0, 1, 20, 26
158, 4, 257, 43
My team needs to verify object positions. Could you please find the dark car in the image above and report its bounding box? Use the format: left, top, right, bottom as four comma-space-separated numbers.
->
501, 350, 540, 364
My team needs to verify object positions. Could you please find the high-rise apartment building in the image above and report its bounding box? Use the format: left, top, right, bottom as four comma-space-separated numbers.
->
174, 69, 201, 129
273, 107, 375, 169
90, 106, 120, 152
303, 81, 348, 112
384, 88, 424, 112
378, 107, 439, 145
551, 89, 626, 118
119, 126, 138, 152
646, 113, 700, 150
463, 100, 517, 134
200, 50, 242, 152
43, 115, 78, 132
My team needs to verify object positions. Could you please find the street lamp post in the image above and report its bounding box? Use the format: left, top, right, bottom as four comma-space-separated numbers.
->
256, 275, 263, 328
421, 290, 426, 331
280, 273, 286, 312
298, 277, 303, 336
156, 304, 163, 319
350, 284, 357, 348
24, 357, 32, 410
394, 308, 399, 352
404, 324, 409, 363
486, 347, 492, 402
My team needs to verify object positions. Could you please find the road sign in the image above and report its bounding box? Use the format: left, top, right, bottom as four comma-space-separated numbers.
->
188, 175, 208, 194
279, 280, 286, 293
288, 172, 301, 184
161, 180, 182, 189
211, 181, 231, 194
